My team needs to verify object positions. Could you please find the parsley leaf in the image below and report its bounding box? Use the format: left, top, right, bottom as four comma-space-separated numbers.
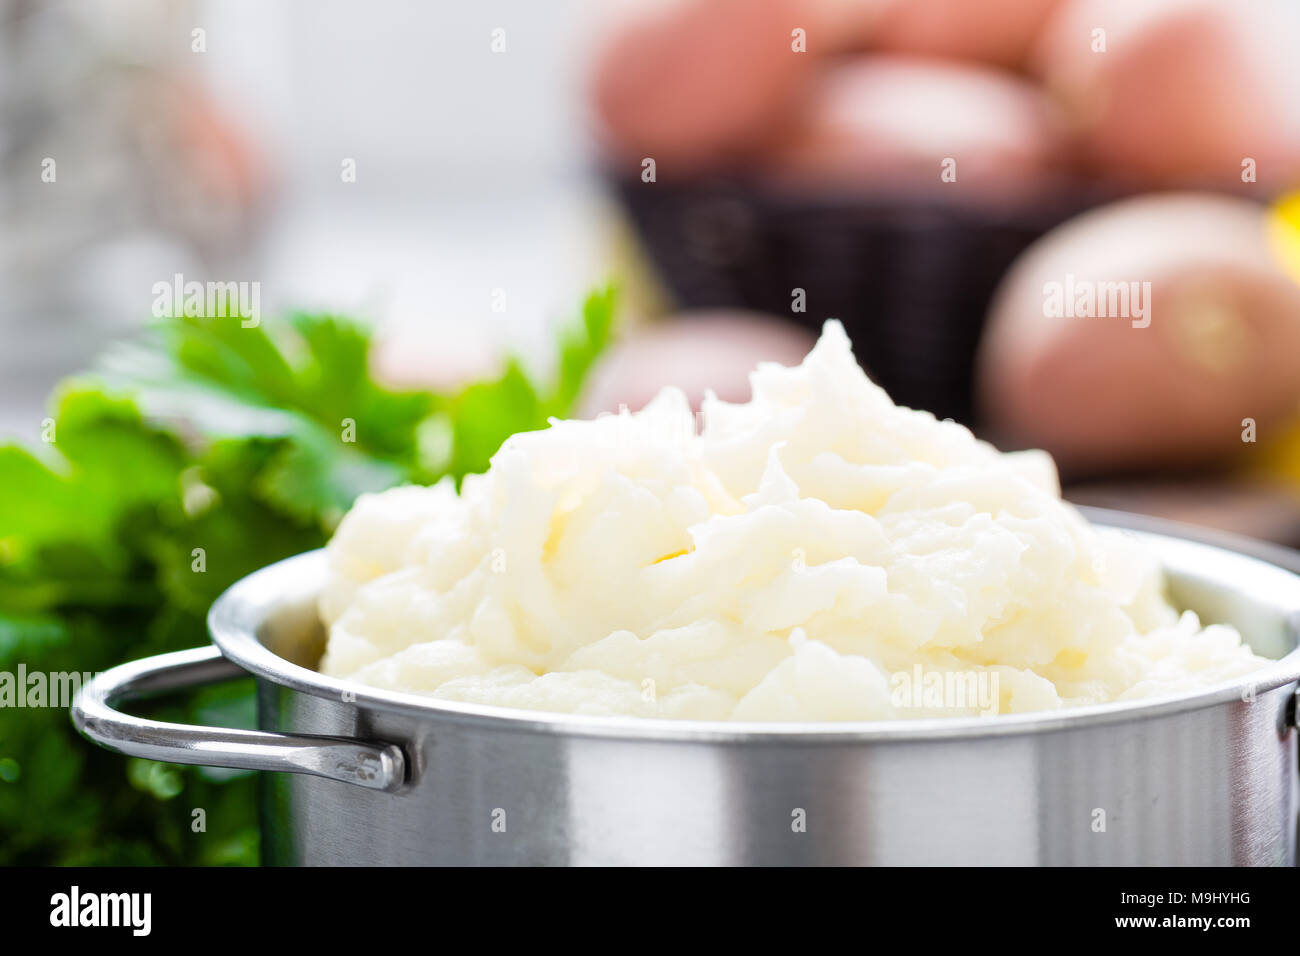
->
0, 286, 616, 864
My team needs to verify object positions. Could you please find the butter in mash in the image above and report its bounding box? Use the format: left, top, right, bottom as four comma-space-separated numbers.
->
317, 321, 1268, 720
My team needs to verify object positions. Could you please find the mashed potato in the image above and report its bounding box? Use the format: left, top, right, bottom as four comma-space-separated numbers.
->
318, 321, 1269, 720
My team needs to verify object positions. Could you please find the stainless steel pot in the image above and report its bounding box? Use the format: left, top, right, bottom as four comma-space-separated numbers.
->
72, 510, 1300, 865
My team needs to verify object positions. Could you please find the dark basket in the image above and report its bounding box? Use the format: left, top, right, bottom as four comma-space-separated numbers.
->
614, 174, 1117, 426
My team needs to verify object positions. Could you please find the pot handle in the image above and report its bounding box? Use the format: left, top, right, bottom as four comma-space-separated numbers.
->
71, 645, 405, 792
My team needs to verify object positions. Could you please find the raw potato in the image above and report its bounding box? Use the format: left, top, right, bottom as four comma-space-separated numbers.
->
1032, 0, 1300, 189
577, 311, 817, 416
590, 0, 816, 174
318, 322, 1269, 721
977, 193, 1300, 474
755, 56, 1069, 204
871, 0, 1066, 68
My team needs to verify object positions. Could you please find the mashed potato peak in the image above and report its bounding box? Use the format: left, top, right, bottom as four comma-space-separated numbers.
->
318, 321, 1268, 720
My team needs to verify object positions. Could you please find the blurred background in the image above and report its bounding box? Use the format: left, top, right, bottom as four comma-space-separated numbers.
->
5, 0, 1300, 537
0, 0, 615, 434
2, 0, 1300, 863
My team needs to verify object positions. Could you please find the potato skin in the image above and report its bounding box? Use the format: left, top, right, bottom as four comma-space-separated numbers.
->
977, 193, 1300, 475
754, 56, 1070, 205
590, 0, 817, 175
1031, 0, 1300, 190
871, 0, 1066, 68
577, 311, 817, 416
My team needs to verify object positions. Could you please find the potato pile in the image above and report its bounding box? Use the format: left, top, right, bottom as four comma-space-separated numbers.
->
588, 0, 1300, 475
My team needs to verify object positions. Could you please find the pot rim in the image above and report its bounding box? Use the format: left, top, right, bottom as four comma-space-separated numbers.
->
208, 509, 1300, 743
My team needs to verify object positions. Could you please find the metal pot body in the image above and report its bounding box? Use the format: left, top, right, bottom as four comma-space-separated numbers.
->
257, 679, 1296, 865
73, 511, 1300, 866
